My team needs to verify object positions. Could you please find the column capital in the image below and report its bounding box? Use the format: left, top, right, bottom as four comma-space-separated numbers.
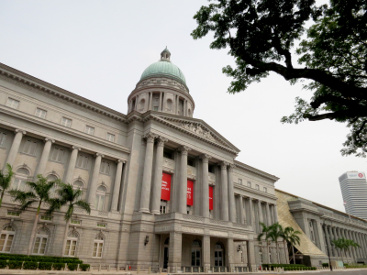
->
117, 159, 126, 164
179, 145, 191, 155
228, 164, 236, 171
200, 154, 212, 162
157, 136, 168, 147
220, 161, 230, 169
15, 129, 26, 135
144, 132, 157, 143
72, 146, 81, 151
44, 137, 55, 143
96, 152, 104, 158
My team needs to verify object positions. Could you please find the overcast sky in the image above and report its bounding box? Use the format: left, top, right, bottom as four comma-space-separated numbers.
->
1, 1, 366, 212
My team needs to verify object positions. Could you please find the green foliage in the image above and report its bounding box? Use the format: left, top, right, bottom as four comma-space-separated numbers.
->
80, 264, 90, 271
322, 263, 329, 267
0, 254, 82, 264
38, 262, 53, 270
0, 163, 13, 208
68, 263, 78, 271
48, 181, 91, 222
192, 0, 367, 156
52, 262, 65, 270
263, 264, 315, 271
0, 260, 7, 268
23, 261, 38, 270
7, 260, 23, 269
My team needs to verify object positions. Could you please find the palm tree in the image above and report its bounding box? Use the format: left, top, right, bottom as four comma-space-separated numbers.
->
332, 238, 359, 263
282, 226, 301, 264
0, 163, 13, 208
257, 222, 273, 264
268, 223, 284, 264
48, 182, 90, 256
9, 174, 55, 255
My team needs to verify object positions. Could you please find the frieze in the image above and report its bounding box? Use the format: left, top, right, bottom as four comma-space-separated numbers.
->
210, 230, 228, 237
155, 225, 174, 233
181, 226, 204, 234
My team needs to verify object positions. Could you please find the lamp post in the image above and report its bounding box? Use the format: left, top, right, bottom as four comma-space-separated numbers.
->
323, 219, 333, 271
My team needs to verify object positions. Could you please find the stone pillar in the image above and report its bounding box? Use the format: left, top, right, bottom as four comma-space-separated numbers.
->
316, 221, 326, 254
88, 153, 103, 206
64, 146, 80, 184
258, 200, 264, 224
228, 165, 236, 223
201, 154, 210, 218
178, 146, 190, 214
227, 238, 235, 270
266, 203, 271, 226
111, 160, 124, 211
151, 137, 167, 214
139, 133, 156, 213
34, 138, 54, 178
168, 232, 182, 271
220, 162, 229, 221
203, 235, 210, 272
239, 196, 244, 224
248, 198, 255, 228
159, 92, 163, 111
247, 240, 256, 271
4, 129, 26, 170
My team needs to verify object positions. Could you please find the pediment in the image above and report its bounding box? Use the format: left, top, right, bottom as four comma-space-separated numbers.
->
151, 114, 240, 154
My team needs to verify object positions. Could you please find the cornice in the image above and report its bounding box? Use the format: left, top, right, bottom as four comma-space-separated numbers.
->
234, 160, 279, 182
0, 62, 127, 123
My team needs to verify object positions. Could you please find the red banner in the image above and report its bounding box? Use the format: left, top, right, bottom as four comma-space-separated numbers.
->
187, 180, 194, 206
161, 173, 171, 201
209, 186, 214, 210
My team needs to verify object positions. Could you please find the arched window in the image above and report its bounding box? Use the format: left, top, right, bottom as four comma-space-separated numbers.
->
166, 99, 173, 111
12, 167, 30, 191
64, 230, 79, 256
191, 240, 201, 267
93, 232, 104, 258
32, 227, 49, 255
139, 98, 145, 111
214, 242, 224, 267
0, 225, 15, 253
95, 186, 107, 211
73, 180, 83, 190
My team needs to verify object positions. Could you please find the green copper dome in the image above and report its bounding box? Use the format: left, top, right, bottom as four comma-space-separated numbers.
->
140, 48, 186, 85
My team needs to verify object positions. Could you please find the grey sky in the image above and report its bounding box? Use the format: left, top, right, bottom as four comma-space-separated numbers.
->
1, 1, 365, 212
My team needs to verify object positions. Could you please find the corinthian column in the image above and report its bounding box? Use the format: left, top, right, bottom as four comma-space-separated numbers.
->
151, 137, 168, 214
64, 146, 80, 184
88, 153, 104, 206
201, 154, 211, 218
111, 159, 125, 211
228, 164, 236, 223
178, 146, 190, 214
4, 129, 26, 170
34, 138, 54, 178
220, 162, 229, 221
139, 133, 156, 213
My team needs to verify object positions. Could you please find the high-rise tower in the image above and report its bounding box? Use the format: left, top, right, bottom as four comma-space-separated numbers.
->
339, 171, 367, 219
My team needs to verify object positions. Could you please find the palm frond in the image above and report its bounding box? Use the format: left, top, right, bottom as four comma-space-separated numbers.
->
75, 200, 91, 214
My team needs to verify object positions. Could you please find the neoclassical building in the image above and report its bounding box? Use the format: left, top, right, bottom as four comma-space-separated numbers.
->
0, 48, 285, 271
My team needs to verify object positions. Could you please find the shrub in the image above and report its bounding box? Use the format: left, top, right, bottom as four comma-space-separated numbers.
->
53, 262, 65, 270
0, 260, 7, 268
23, 261, 38, 270
68, 263, 78, 271
322, 263, 329, 267
39, 262, 53, 270
8, 261, 23, 269
80, 264, 90, 271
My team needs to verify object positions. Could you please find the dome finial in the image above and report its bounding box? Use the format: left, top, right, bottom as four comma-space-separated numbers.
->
160, 47, 171, 62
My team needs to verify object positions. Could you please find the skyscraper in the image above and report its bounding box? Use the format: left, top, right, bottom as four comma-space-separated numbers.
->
339, 171, 367, 220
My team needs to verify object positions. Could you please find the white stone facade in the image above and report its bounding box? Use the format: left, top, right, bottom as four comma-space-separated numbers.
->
0, 51, 285, 271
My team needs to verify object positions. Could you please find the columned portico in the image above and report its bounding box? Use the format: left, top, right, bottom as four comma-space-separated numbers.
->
34, 137, 54, 178
178, 146, 190, 214
111, 159, 125, 211
201, 154, 210, 218
64, 146, 80, 184
220, 162, 229, 221
88, 152, 104, 206
4, 129, 26, 170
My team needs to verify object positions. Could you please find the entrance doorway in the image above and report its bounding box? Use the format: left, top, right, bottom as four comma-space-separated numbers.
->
191, 240, 201, 267
163, 238, 169, 269
214, 242, 224, 267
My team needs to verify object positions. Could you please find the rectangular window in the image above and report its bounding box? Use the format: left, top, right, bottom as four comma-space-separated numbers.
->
50, 147, 65, 163
0, 132, 6, 147
264, 187, 267, 193
85, 125, 95, 135
93, 242, 103, 258
7, 211, 20, 216
247, 181, 252, 188
100, 161, 111, 175
33, 236, 48, 255
256, 184, 260, 190
22, 139, 38, 155
64, 239, 77, 256
0, 233, 14, 252
6, 98, 19, 109
76, 154, 89, 169
238, 179, 243, 185
107, 133, 115, 142
61, 117, 72, 127
35, 108, 47, 119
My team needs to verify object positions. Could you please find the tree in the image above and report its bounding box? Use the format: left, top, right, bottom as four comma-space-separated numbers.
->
9, 175, 56, 255
332, 238, 359, 263
48, 182, 90, 256
257, 222, 273, 263
268, 223, 284, 264
192, 0, 367, 156
282, 226, 301, 264
0, 163, 13, 208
